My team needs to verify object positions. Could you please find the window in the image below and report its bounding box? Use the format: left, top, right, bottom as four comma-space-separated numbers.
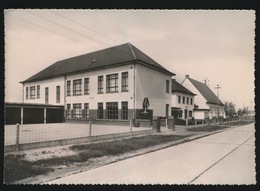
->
121, 72, 128, 92
26, 87, 29, 100
166, 80, 170, 93
121, 102, 128, 120
186, 97, 189, 105
84, 78, 89, 95
106, 73, 118, 93
73, 79, 82, 96
182, 96, 185, 104
67, 81, 71, 96
179, 110, 183, 118
98, 76, 103, 93
97, 103, 103, 119
30, 86, 35, 99
178, 96, 181, 104
66, 104, 71, 118
37, 85, 40, 99
73, 103, 82, 118
56, 86, 60, 103
83, 103, 89, 119
106, 102, 118, 119
45, 87, 49, 104
190, 98, 193, 105
189, 110, 193, 118
166, 104, 169, 116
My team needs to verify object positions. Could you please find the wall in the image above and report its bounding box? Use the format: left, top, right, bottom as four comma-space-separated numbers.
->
23, 77, 65, 105
65, 64, 134, 120
135, 63, 172, 117
208, 103, 226, 119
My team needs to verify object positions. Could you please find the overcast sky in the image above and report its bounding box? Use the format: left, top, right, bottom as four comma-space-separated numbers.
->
4, 9, 255, 110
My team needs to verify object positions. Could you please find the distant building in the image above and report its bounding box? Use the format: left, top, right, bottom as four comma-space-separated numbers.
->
20, 43, 175, 125
181, 75, 226, 121
171, 79, 196, 120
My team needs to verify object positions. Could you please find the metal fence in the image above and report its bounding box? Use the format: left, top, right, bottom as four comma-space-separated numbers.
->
4, 122, 154, 152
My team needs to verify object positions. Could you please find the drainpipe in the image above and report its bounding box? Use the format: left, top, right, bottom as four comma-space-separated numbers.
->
64, 76, 67, 122
133, 62, 136, 123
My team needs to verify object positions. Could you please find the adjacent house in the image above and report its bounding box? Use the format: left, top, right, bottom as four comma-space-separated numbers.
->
181, 75, 226, 122
20, 43, 175, 126
171, 79, 196, 121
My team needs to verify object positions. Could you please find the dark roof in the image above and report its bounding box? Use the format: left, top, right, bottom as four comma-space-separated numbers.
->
172, 79, 196, 95
188, 78, 224, 106
21, 43, 175, 83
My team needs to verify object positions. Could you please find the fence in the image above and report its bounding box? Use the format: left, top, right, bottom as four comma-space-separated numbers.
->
4, 122, 155, 152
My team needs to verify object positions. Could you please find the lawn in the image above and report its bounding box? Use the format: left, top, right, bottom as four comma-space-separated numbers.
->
4, 134, 186, 184
187, 120, 254, 132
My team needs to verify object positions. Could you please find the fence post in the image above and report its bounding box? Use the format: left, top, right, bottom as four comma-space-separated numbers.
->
16, 123, 20, 151
89, 121, 92, 143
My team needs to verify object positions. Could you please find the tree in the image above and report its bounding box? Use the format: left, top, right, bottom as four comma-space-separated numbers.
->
224, 101, 236, 118
237, 107, 250, 117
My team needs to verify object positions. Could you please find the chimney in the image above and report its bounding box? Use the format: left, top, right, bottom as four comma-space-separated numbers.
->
185, 75, 189, 79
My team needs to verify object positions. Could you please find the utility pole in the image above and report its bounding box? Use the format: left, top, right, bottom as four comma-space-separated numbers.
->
215, 84, 221, 124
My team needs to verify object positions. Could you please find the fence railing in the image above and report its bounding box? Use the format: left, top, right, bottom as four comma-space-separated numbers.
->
4, 122, 155, 153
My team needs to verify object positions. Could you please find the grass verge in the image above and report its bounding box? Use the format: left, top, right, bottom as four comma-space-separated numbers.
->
4, 134, 186, 184
187, 120, 254, 132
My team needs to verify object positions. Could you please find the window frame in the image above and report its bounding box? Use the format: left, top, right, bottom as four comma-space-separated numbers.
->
106, 102, 118, 119
182, 96, 185, 104
190, 98, 193, 105
84, 78, 89, 95
121, 72, 128, 92
30, 86, 36, 99
166, 80, 170, 93
67, 80, 71, 96
72, 103, 82, 118
84, 103, 90, 119
106, 73, 119, 93
26, 87, 29, 100
56, 86, 60, 103
97, 102, 104, 119
37, 85, 40, 99
121, 101, 128, 120
178, 95, 181, 104
73, 79, 82, 96
45, 87, 49, 104
98, 75, 104, 94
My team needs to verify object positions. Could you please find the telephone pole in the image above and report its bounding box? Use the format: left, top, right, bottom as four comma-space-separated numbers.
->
215, 84, 221, 124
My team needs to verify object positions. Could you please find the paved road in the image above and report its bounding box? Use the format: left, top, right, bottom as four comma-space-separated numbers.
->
47, 123, 255, 185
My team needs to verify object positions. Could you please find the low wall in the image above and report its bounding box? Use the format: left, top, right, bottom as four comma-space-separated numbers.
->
4, 129, 155, 153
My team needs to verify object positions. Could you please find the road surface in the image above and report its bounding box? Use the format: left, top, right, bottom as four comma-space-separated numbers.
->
46, 123, 255, 185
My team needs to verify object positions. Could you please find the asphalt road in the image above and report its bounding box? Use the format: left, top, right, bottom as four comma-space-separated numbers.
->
46, 123, 255, 185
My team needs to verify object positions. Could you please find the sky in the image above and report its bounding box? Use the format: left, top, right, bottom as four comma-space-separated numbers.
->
4, 9, 255, 110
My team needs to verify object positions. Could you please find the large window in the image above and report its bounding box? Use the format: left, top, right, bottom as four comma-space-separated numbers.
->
121, 72, 128, 92
83, 103, 89, 119
26, 87, 29, 100
166, 80, 170, 93
73, 79, 82, 96
97, 103, 103, 119
106, 73, 118, 93
30, 86, 35, 99
178, 96, 181, 104
84, 78, 89, 95
121, 102, 128, 120
106, 102, 118, 119
73, 103, 82, 118
45, 87, 49, 104
98, 76, 103, 93
66, 104, 71, 118
56, 86, 60, 103
67, 80, 71, 96
37, 85, 40, 99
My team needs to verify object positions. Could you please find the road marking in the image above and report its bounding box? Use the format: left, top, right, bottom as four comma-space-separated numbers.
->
187, 135, 254, 184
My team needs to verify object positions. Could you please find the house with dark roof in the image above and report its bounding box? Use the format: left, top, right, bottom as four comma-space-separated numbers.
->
20, 43, 175, 126
181, 75, 226, 121
171, 79, 196, 121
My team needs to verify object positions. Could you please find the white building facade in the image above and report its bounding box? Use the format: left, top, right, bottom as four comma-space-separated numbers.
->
21, 43, 174, 125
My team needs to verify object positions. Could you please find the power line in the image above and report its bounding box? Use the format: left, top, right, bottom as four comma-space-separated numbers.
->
6, 12, 98, 50
52, 11, 119, 44
26, 11, 109, 46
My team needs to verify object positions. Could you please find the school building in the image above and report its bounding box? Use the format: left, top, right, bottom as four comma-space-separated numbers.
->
20, 43, 175, 126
